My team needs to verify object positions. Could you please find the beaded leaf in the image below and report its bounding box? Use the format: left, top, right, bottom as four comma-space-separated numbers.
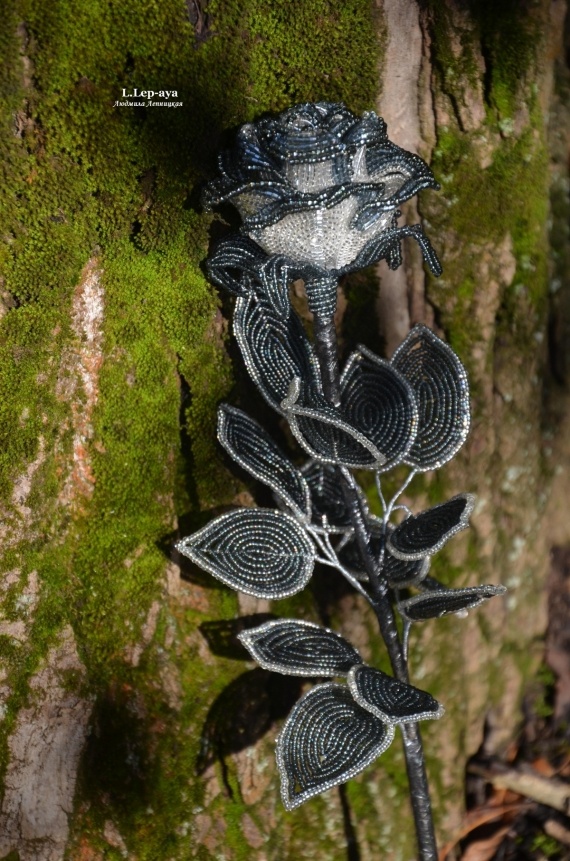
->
276, 682, 394, 809
417, 575, 449, 592
391, 325, 470, 471
384, 548, 431, 588
234, 291, 321, 412
282, 378, 387, 470
206, 234, 267, 298
340, 345, 419, 472
217, 405, 311, 520
347, 665, 444, 724
387, 494, 475, 561
338, 526, 431, 587
301, 461, 354, 533
238, 619, 362, 676
398, 584, 507, 622
207, 234, 333, 318
176, 509, 315, 599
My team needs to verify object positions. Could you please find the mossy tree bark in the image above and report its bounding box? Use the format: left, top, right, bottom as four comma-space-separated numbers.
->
0, 1, 568, 860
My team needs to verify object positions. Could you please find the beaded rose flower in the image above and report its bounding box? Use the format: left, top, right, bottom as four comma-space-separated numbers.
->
204, 102, 442, 319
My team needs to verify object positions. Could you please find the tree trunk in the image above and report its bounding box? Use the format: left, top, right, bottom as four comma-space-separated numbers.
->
0, 1, 568, 859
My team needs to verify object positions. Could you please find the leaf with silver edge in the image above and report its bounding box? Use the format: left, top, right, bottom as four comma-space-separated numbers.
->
176, 508, 315, 599
338, 525, 431, 587
340, 345, 419, 472
276, 682, 394, 810
398, 584, 507, 622
384, 548, 431, 588
301, 461, 354, 533
391, 325, 470, 471
233, 291, 321, 412
217, 405, 311, 520
417, 575, 448, 592
206, 234, 267, 298
282, 378, 387, 470
238, 619, 362, 677
387, 493, 475, 561
348, 665, 444, 724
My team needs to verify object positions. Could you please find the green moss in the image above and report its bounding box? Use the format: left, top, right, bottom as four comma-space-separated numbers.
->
428, 0, 547, 123
0, 0, 382, 856
425, 119, 549, 378
530, 833, 561, 858
244, 0, 380, 114
471, 0, 546, 121
427, 2, 483, 99
423, 2, 550, 384
1, 0, 382, 503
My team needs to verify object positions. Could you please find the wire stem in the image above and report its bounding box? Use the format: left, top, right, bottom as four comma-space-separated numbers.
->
385, 468, 417, 520
308, 527, 371, 601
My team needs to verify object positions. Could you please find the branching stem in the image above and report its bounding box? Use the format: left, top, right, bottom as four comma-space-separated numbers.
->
309, 527, 371, 601
385, 468, 417, 520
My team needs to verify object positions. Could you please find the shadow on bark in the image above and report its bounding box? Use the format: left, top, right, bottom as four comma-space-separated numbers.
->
80, 685, 152, 817
199, 613, 276, 660
339, 783, 361, 861
195, 668, 303, 794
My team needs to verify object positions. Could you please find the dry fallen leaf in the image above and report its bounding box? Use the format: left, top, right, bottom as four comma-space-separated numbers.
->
460, 824, 511, 861
438, 796, 525, 861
